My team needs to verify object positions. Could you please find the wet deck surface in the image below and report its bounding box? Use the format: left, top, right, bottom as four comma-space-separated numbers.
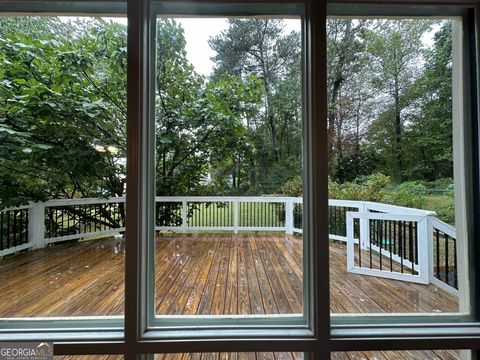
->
1, 233, 459, 359
56, 351, 462, 360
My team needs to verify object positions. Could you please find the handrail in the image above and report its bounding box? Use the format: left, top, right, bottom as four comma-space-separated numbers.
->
0, 196, 458, 295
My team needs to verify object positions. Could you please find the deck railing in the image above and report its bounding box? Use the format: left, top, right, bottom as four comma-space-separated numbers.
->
0, 196, 458, 294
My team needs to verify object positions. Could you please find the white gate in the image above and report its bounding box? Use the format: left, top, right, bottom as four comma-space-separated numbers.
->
346, 211, 429, 284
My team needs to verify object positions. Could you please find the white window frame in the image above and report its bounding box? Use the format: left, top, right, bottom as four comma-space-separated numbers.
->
0, 1, 479, 359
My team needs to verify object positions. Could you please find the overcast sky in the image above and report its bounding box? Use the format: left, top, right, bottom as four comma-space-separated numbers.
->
175, 18, 301, 76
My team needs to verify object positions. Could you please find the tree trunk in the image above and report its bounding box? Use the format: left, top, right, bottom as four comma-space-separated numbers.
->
393, 48, 403, 184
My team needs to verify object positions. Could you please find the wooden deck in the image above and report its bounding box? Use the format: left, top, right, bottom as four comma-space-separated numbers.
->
1, 233, 459, 359
56, 350, 462, 360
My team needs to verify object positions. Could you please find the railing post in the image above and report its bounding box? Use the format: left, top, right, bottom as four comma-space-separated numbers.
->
417, 215, 430, 284
285, 199, 294, 235
181, 200, 188, 231
29, 202, 45, 249
358, 202, 369, 249
233, 200, 239, 234
426, 215, 434, 284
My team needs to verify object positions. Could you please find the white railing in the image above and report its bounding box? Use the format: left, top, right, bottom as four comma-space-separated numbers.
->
0, 196, 458, 295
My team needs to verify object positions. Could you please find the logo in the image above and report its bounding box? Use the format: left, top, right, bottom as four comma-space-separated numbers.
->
0, 342, 53, 360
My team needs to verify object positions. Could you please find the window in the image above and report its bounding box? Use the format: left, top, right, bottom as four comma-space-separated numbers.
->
0, 1, 480, 360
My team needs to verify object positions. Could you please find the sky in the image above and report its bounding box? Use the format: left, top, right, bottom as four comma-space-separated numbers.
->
101, 16, 301, 77
175, 18, 301, 76
79, 16, 436, 77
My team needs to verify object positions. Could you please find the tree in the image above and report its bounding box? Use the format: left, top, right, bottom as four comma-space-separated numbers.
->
364, 20, 432, 183
209, 19, 302, 193
402, 22, 453, 181
326, 19, 370, 177
154, 19, 262, 196
0, 18, 128, 209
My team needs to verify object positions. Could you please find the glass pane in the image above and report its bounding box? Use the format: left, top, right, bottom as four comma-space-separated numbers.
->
153, 17, 304, 316
332, 350, 466, 360
327, 17, 464, 314
0, 16, 127, 317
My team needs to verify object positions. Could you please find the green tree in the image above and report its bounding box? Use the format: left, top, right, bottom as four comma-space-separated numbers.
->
0, 19, 127, 209
154, 20, 262, 196
327, 19, 370, 178
209, 19, 302, 193
364, 20, 432, 183
403, 22, 453, 181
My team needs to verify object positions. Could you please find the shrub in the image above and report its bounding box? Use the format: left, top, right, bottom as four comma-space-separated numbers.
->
280, 175, 302, 197
389, 181, 426, 209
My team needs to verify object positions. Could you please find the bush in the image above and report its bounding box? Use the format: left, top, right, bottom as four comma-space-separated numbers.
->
388, 181, 426, 209
281, 175, 302, 197
329, 173, 391, 202
423, 194, 455, 225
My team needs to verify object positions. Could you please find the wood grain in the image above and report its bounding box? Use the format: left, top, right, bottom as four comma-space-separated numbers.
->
1, 233, 460, 360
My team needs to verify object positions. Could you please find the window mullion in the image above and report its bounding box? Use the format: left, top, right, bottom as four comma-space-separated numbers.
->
126, 0, 153, 355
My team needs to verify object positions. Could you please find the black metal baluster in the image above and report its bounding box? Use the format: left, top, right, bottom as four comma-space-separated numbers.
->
0, 212, 4, 250
379, 220, 383, 271
25, 210, 29, 244
389, 220, 393, 272
399, 221, 404, 273
453, 238, 458, 289
358, 218, 362, 267
369, 219, 373, 269
393, 220, 397, 257
6, 211, 11, 248
435, 229, 440, 278
0, 212, 3, 250
12, 210, 18, 246
19, 210, 23, 245
409, 221, 414, 274
445, 234, 450, 285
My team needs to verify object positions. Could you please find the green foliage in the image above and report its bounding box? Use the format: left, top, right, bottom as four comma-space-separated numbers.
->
0, 18, 266, 209
0, 16, 457, 217
387, 181, 426, 209
0, 19, 128, 208
280, 175, 302, 197
210, 19, 302, 195
329, 173, 390, 202
424, 194, 455, 225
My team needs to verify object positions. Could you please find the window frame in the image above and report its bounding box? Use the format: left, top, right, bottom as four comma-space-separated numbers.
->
146, 1, 310, 330
0, 0, 480, 359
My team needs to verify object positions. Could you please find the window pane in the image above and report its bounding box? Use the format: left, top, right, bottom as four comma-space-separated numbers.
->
0, 16, 127, 317
153, 17, 304, 316
327, 18, 464, 313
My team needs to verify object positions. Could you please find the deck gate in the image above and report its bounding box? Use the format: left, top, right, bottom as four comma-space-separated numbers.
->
346, 211, 429, 284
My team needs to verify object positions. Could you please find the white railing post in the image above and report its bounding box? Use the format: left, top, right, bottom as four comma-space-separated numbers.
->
233, 200, 239, 234
29, 202, 45, 249
358, 202, 369, 249
346, 212, 355, 271
285, 199, 294, 235
426, 215, 434, 284
181, 200, 188, 231
417, 215, 430, 284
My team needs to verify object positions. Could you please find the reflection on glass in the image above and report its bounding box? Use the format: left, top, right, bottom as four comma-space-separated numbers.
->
154, 17, 303, 316
0, 16, 127, 317
327, 18, 461, 314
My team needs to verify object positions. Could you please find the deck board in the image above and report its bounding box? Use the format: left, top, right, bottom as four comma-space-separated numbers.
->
1, 233, 460, 359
